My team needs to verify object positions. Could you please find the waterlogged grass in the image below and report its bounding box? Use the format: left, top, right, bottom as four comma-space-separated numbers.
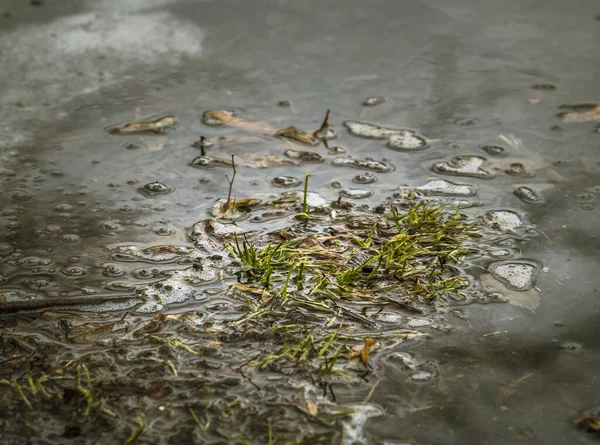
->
224, 191, 479, 373
0, 174, 483, 445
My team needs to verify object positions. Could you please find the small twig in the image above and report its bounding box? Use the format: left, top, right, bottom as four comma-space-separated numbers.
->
363, 380, 380, 403
314, 109, 330, 139
225, 154, 237, 209
0, 295, 142, 314
302, 171, 310, 215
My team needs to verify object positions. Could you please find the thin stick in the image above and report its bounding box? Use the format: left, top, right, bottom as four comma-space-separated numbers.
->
225, 154, 237, 208
302, 171, 310, 214
314, 109, 330, 139
0, 295, 142, 314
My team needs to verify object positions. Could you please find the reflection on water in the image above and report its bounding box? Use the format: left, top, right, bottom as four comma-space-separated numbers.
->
1, 0, 600, 443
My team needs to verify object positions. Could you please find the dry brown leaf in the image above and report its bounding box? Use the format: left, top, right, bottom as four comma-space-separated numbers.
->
203, 110, 276, 134
67, 320, 128, 344
107, 115, 177, 135
558, 103, 600, 123
142, 313, 167, 333
276, 126, 319, 146
578, 416, 600, 432
298, 390, 318, 416
348, 337, 377, 365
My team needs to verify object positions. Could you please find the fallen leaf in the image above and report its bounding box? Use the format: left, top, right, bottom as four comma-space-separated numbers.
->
577, 416, 600, 432
558, 103, 600, 123
107, 115, 177, 135
67, 320, 128, 344
299, 390, 318, 416
277, 126, 319, 146
348, 337, 377, 365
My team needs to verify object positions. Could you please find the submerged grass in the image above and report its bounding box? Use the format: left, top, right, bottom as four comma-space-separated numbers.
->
225, 196, 479, 371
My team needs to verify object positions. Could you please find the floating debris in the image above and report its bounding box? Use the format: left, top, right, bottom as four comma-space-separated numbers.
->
557, 103, 600, 123
577, 416, 600, 433
353, 173, 377, 184
271, 176, 302, 188
328, 145, 347, 154
211, 197, 261, 220
489, 260, 540, 291
67, 319, 129, 344
412, 179, 476, 196
202, 109, 237, 126
481, 145, 506, 156
339, 188, 374, 199
243, 154, 299, 168
332, 157, 395, 173
284, 149, 324, 162
105, 244, 195, 262
485, 210, 524, 231
531, 84, 556, 91
137, 182, 175, 198
344, 120, 413, 140
313, 109, 336, 140
514, 186, 542, 204
107, 115, 177, 135
250, 210, 290, 223
387, 133, 427, 151
277, 126, 319, 146
362, 96, 386, 106
432, 156, 494, 179
190, 155, 233, 168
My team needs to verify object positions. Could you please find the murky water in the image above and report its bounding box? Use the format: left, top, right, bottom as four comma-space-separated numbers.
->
1, 0, 599, 444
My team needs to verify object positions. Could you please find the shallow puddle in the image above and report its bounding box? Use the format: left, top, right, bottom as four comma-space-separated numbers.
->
1, 1, 599, 444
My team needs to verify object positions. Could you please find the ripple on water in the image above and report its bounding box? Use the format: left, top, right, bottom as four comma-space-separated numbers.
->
138, 182, 175, 197
489, 260, 540, 291
432, 156, 494, 179
353, 173, 377, 184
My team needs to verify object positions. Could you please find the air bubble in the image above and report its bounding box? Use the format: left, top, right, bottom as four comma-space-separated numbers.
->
103, 263, 127, 277
353, 173, 377, 185
339, 188, 374, 199
270, 176, 302, 188
138, 182, 175, 197
489, 260, 540, 291
412, 179, 475, 196
432, 156, 494, 179
62, 234, 81, 244
362, 96, 386, 106
332, 157, 395, 173
62, 266, 86, 277
8, 190, 30, 201
387, 133, 427, 151
481, 145, 506, 156
514, 187, 542, 204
